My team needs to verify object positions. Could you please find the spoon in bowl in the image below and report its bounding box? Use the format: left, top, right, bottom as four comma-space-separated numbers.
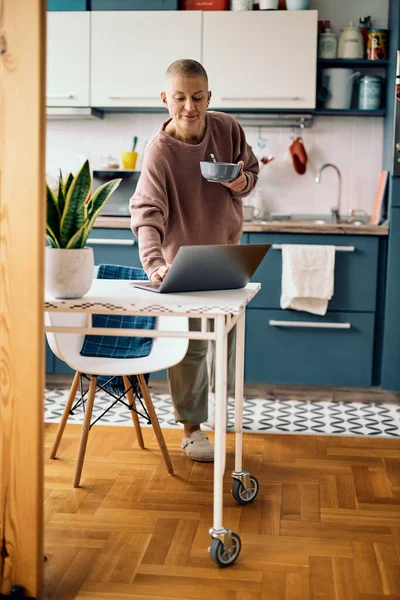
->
210, 153, 217, 163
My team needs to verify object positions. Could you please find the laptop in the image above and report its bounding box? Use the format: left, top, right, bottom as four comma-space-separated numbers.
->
133, 244, 271, 294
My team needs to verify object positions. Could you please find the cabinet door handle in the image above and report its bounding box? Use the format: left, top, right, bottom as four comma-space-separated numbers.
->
46, 94, 76, 99
272, 244, 355, 252
108, 95, 160, 100
86, 238, 135, 246
219, 96, 305, 102
269, 320, 351, 329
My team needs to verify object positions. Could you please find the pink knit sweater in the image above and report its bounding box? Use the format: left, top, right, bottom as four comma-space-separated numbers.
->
130, 111, 259, 277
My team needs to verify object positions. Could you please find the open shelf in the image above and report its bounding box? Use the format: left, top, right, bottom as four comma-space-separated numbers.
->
318, 58, 389, 68
314, 108, 386, 117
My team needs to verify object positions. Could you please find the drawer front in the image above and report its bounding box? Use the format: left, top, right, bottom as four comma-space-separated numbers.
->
245, 308, 375, 387
87, 228, 142, 269
249, 233, 379, 312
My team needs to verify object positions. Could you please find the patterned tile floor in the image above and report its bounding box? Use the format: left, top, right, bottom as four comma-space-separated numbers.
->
44, 388, 400, 439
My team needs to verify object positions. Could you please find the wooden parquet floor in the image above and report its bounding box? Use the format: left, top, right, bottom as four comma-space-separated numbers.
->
43, 423, 400, 600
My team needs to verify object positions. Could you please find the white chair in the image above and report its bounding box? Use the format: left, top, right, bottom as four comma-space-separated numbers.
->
45, 309, 188, 487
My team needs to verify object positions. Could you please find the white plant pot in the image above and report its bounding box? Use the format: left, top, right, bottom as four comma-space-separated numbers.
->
45, 246, 94, 299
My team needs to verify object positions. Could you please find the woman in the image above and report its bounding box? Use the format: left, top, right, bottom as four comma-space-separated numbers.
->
130, 58, 259, 462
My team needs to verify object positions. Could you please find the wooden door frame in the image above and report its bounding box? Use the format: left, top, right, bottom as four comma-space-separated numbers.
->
0, 0, 46, 597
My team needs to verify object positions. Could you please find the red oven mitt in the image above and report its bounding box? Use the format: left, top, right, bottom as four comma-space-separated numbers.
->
289, 137, 308, 175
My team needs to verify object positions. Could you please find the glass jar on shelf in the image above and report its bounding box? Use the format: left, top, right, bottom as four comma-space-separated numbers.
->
318, 28, 337, 59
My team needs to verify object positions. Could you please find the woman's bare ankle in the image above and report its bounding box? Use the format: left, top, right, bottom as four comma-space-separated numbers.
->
184, 424, 201, 438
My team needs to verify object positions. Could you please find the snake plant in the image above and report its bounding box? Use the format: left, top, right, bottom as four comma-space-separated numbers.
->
46, 160, 122, 249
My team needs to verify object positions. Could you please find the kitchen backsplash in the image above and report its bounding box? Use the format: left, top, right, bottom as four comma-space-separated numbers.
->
46, 112, 384, 218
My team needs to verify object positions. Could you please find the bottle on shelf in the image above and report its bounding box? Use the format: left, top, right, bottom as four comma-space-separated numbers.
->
359, 16, 372, 59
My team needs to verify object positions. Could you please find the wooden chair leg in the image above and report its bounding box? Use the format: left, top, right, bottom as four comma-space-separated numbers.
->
73, 375, 97, 488
123, 375, 144, 449
137, 374, 174, 476
50, 370, 81, 459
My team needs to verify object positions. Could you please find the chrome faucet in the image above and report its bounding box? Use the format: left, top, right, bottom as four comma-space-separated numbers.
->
315, 163, 342, 224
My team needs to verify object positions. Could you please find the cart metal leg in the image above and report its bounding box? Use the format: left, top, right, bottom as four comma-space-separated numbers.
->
211, 314, 228, 532
231, 311, 260, 507
208, 311, 260, 567
209, 314, 242, 567
234, 311, 245, 474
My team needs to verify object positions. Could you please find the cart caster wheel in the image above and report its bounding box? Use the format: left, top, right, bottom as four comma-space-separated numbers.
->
210, 532, 241, 567
232, 475, 259, 505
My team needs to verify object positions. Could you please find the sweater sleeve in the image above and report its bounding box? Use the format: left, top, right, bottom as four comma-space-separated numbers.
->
231, 120, 260, 199
129, 142, 169, 276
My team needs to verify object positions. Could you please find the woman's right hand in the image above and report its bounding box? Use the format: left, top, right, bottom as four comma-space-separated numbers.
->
150, 264, 171, 283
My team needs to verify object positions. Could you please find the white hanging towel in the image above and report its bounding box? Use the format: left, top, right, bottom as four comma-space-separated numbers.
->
280, 244, 336, 316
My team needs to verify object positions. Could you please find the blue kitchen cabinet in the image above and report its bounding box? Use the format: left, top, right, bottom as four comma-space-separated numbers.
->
86, 228, 141, 268
249, 232, 379, 312
245, 231, 381, 386
48, 0, 88, 9
45, 338, 55, 373
389, 177, 400, 209
245, 309, 375, 387
371, 236, 388, 386
381, 207, 400, 389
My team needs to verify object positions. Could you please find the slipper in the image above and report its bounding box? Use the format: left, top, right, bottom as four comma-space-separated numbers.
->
181, 430, 214, 462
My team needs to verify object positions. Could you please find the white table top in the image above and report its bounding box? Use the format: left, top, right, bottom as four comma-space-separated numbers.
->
45, 281, 261, 317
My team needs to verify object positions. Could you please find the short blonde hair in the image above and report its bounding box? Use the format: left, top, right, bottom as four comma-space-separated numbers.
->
165, 59, 208, 85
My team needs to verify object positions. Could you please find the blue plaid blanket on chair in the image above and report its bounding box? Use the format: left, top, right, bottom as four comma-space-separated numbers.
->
80, 264, 155, 359
80, 264, 155, 395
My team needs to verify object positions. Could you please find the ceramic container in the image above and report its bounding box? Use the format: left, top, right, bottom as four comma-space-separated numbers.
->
120, 151, 138, 170
358, 75, 382, 110
243, 205, 261, 221
285, 0, 310, 9
318, 28, 337, 58
337, 21, 364, 59
322, 68, 356, 110
230, 0, 252, 8
259, 0, 278, 8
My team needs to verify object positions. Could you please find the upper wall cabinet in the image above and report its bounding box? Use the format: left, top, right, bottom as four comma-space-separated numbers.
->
203, 11, 318, 111
91, 11, 202, 108
47, 12, 90, 106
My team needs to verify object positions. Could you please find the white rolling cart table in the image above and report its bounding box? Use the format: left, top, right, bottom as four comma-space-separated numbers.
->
45, 279, 261, 567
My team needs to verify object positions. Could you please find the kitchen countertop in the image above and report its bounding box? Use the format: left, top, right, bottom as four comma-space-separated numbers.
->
94, 217, 389, 236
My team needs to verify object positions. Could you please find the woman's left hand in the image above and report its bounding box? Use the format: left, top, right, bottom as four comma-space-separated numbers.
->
221, 161, 247, 193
